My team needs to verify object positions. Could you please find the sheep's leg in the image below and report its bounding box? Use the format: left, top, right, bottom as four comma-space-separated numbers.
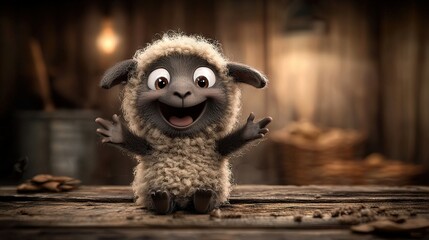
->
150, 190, 175, 214
193, 189, 218, 214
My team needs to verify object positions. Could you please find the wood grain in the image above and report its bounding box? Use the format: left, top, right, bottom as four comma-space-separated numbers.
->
1, 185, 428, 239
1, 185, 428, 203
0, 185, 429, 229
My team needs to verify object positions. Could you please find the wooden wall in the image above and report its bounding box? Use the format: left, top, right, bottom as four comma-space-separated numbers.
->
378, 1, 429, 165
1, 0, 428, 184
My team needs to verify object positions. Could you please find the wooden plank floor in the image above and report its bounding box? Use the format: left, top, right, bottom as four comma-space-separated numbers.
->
1, 185, 428, 240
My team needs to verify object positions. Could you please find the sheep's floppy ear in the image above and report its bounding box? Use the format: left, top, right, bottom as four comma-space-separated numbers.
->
227, 62, 267, 88
100, 59, 136, 89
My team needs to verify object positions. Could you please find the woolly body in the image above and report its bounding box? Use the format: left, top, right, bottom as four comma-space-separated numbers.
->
132, 129, 231, 208
122, 34, 241, 208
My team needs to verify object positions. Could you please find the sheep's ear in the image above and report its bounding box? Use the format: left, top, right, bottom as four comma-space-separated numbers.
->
227, 62, 267, 88
100, 59, 136, 89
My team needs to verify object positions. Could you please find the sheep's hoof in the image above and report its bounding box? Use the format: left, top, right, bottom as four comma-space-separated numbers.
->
193, 189, 217, 214
150, 190, 175, 214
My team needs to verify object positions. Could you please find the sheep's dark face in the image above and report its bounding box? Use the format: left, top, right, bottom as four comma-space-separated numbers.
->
101, 36, 267, 138
136, 54, 228, 137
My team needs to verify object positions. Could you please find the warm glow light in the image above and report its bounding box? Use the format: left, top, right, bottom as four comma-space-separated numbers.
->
97, 20, 119, 54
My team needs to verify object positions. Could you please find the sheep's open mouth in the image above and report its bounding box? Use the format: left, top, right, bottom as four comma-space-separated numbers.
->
158, 101, 206, 128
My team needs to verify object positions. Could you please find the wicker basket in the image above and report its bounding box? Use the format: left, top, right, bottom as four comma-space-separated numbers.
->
317, 154, 425, 185
270, 122, 425, 185
270, 121, 366, 185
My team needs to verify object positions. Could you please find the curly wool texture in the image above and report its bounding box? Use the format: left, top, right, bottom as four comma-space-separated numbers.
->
122, 34, 242, 208
132, 33, 228, 82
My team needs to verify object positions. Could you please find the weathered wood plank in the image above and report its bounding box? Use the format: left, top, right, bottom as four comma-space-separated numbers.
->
231, 185, 429, 203
0, 200, 427, 229
0, 186, 133, 203
1, 185, 428, 203
1, 185, 428, 239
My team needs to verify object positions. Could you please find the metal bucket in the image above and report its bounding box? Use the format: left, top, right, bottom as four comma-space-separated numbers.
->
16, 110, 98, 184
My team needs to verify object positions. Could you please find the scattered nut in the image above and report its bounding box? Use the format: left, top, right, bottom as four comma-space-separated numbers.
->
210, 209, 222, 219
390, 212, 400, 218
18, 210, 31, 215
173, 211, 185, 219
51, 176, 75, 183
313, 210, 323, 218
59, 184, 77, 191
42, 181, 61, 192
360, 209, 372, 217
17, 183, 42, 193
392, 217, 407, 224
377, 206, 386, 213
331, 209, 340, 218
17, 174, 81, 193
222, 214, 242, 219
31, 174, 53, 183
63, 179, 82, 186
293, 215, 303, 222
351, 214, 429, 236
351, 223, 375, 233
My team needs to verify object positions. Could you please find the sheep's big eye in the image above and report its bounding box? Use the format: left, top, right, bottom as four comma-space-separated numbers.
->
193, 67, 216, 88
147, 68, 170, 90
155, 77, 168, 90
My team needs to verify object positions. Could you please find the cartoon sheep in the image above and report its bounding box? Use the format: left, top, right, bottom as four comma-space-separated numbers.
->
96, 33, 272, 214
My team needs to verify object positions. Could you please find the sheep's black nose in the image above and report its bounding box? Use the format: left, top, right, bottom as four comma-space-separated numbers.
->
174, 91, 191, 99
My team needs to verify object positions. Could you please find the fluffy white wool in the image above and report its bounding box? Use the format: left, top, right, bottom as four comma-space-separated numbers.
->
132, 33, 229, 83
132, 128, 232, 208
122, 33, 241, 208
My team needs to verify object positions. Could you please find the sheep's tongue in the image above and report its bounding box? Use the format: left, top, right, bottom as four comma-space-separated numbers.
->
169, 116, 193, 127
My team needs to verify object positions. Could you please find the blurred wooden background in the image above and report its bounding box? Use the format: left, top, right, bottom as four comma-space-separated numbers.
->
0, 0, 428, 185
